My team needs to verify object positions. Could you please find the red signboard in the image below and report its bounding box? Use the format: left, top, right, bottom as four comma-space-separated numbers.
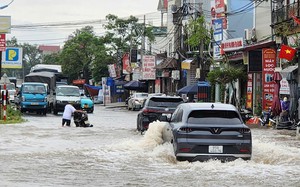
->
246, 73, 253, 109
0, 34, 6, 51
262, 48, 276, 111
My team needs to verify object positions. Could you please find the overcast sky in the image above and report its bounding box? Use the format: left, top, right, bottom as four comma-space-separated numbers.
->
0, 0, 161, 46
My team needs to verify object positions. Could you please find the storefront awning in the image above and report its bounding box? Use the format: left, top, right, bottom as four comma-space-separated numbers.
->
181, 59, 195, 70
279, 65, 298, 79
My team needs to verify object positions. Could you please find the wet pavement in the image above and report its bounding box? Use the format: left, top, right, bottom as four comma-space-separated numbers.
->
0, 104, 299, 187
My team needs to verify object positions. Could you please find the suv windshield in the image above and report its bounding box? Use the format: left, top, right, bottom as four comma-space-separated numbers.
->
23, 85, 46, 94
148, 97, 184, 108
187, 110, 242, 124
56, 87, 80, 96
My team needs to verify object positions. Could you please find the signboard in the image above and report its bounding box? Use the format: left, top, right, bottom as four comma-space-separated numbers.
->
0, 16, 11, 33
108, 64, 116, 78
1, 47, 23, 69
221, 38, 244, 53
246, 73, 253, 109
262, 48, 276, 111
122, 53, 131, 74
212, 19, 223, 60
141, 55, 156, 80
279, 78, 290, 95
0, 34, 5, 51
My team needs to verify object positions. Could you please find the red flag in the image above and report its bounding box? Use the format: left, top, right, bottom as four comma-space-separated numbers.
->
279, 44, 297, 61
292, 15, 300, 25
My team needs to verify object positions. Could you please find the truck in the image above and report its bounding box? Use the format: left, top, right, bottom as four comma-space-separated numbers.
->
17, 82, 48, 115
24, 71, 56, 112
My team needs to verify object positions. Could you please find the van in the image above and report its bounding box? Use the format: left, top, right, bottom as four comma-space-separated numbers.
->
53, 85, 81, 115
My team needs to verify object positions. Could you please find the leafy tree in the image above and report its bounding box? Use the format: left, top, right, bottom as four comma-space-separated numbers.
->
207, 66, 246, 107
60, 26, 111, 83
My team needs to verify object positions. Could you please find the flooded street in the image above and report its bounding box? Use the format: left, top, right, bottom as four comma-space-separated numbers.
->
0, 105, 299, 187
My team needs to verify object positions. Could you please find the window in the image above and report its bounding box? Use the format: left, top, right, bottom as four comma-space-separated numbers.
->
148, 97, 184, 107
187, 110, 242, 124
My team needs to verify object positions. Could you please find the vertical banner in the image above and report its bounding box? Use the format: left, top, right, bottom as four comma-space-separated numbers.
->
122, 53, 131, 74
0, 34, 6, 51
246, 73, 253, 109
262, 48, 276, 111
142, 55, 156, 80
212, 18, 223, 60
155, 79, 161, 93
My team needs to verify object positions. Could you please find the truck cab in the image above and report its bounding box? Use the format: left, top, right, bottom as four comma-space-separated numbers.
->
18, 82, 48, 115
53, 85, 81, 115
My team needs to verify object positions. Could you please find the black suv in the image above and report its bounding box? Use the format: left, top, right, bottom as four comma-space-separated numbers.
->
136, 95, 184, 133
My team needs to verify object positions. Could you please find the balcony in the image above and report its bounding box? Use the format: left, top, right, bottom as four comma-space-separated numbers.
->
272, 1, 300, 25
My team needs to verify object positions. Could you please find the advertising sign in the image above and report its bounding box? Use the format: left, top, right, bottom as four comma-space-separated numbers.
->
0, 16, 11, 33
246, 73, 253, 109
142, 55, 156, 80
262, 48, 276, 111
1, 47, 23, 69
122, 53, 131, 74
0, 34, 5, 51
213, 19, 223, 60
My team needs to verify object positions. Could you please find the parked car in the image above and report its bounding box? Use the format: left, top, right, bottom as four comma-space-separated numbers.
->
127, 92, 148, 111
136, 95, 184, 133
81, 95, 94, 113
161, 103, 252, 162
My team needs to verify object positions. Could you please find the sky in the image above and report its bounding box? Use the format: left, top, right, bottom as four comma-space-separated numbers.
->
0, 0, 161, 46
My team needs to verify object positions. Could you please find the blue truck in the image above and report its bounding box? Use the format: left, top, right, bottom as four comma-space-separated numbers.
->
18, 82, 48, 115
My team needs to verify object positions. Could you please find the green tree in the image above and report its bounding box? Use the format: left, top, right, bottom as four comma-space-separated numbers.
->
60, 26, 111, 83
207, 66, 246, 107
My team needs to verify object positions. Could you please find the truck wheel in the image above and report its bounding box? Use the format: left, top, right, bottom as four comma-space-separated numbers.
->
43, 109, 47, 115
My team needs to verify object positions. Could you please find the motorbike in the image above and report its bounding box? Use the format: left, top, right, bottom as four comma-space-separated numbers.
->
73, 111, 93, 127
258, 108, 274, 127
240, 108, 253, 123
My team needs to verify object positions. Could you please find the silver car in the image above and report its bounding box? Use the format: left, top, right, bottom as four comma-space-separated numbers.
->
127, 92, 148, 111
162, 103, 252, 162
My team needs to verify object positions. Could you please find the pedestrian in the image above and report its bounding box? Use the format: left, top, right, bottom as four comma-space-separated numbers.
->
62, 103, 81, 127
280, 96, 290, 121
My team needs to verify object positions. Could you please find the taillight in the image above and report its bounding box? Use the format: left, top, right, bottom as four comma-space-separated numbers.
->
178, 127, 193, 132
239, 128, 251, 134
239, 148, 250, 153
179, 148, 191, 152
142, 109, 158, 113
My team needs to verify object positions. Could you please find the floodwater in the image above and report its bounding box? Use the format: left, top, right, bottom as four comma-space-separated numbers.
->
0, 105, 299, 187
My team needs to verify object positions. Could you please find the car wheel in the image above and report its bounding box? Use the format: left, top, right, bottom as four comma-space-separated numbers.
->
43, 109, 47, 116
53, 109, 58, 115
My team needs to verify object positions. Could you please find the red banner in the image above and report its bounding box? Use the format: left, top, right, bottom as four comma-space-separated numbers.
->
262, 48, 276, 111
246, 73, 253, 109
0, 34, 6, 51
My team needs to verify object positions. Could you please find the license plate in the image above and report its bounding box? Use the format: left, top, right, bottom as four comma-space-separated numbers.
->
84, 105, 88, 108
209, 146, 223, 153
31, 102, 39, 105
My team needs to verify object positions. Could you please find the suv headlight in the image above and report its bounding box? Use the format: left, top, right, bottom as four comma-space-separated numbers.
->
22, 96, 25, 102
44, 97, 47, 102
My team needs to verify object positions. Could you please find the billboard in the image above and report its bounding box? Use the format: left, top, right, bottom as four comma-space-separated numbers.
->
1, 47, 23, 69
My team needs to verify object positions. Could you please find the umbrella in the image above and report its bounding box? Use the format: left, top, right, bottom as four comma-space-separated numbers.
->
124, 80, 147, 91
271, 72, 282, 116
176, 84, 198, 95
